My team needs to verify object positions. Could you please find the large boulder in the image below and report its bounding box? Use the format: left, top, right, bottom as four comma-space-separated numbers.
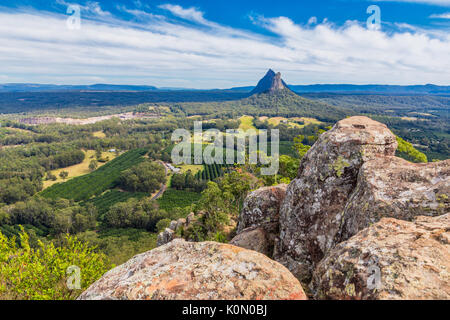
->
275, 116, 397, 282
337, 156, 450, 243
235, 184, 287, 257
237, 184, 287, 233
78, 239, 307, 300
312, 214, 450, 300
230, 227, 272, 257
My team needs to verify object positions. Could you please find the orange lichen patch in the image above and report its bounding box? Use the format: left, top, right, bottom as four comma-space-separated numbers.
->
225, 244, 246, 254
78, 239, 307, 300
165, 279, 187, 293
288, 291, 308, 300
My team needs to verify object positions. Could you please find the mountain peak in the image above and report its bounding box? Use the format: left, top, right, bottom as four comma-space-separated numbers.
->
250, 69, 289, 95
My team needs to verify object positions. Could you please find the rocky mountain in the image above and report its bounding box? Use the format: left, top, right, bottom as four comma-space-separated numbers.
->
79, 116, 449, 300
250, 69, 291, 95
228, 69, 350, 121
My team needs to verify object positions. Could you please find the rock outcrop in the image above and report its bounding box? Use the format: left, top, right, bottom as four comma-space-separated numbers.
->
275, 116, 398, 282
156, 213, 198, 247
312, 214, 450, 300
337, 156, 449, 243
250, 69, 290, 95
230, 227, 272, 257
78, 239, 307, 300
224, 115, 449, 289
156, 228, 174, 247
232, 184, 287, 257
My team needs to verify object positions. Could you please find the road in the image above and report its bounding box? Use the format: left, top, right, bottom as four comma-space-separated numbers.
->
151, 161, 169, 200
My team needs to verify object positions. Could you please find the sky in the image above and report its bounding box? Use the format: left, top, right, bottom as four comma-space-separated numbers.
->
0, 0, 449, 88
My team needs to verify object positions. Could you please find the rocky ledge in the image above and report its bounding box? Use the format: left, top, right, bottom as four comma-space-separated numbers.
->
78, 239, 307, 300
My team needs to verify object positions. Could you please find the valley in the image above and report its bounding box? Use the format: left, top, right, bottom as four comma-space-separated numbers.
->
0, 69, 448, 300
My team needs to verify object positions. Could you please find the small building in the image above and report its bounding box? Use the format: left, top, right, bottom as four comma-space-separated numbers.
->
167, 163, 181, 173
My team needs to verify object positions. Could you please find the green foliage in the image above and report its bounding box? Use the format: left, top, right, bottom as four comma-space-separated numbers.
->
83, 189, 147, 219
76, 228, 157, 266
89, 160, 98, 171
59, 171, 69, 180
2, 197, 97, 235
170, 170, 207, 192
0, 227, 109, 300
118, 160, 166, 193
396, 136, 428, 163
278, 155, 300, 180
156, 218, 171, 233
41, 148, 148, 201
181, 90, 349, 122
185, 171, 261, 242
293, 135, 311, 159
104, 197, 165, 231
157, 189, 201, 212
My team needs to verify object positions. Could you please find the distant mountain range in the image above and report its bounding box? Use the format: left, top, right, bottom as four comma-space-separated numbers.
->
178, 70, 351, 122
0, 83, 159, 92
1, 78, 449, 95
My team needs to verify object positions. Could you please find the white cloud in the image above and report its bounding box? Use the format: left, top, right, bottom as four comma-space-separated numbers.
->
372, 0, 450, 6
158, 4, 209, 25
430, 12, 450, 17
308, 17, 318, 25
0, 6, 448, 87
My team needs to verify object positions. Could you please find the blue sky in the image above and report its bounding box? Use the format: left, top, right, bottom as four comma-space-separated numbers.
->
0, 0, 449, 87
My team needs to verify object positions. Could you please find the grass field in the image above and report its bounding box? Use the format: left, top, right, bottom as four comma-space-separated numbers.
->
239, 115, 257, 131
43, 150, 117, 189
93, 131, 106, 138
40, 148, 148, 201
179, 164, 203, 174
259, 116, 322, 128
157, 189, 201, 212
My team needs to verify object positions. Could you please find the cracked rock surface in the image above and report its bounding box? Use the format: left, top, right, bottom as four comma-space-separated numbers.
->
312, 214, 450, 300
275, 116, 398, 283
78, 239, 307, 300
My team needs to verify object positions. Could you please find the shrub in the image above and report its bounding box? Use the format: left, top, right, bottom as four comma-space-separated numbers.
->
0, 227, 109, 300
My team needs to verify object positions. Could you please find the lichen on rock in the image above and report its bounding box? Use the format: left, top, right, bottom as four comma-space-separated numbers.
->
275, 116, 398, 283
312, 214, 450, 300
78, 239, 307, 300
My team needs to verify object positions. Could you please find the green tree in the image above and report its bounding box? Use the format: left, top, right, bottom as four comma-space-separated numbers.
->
0, 227, 109, 300
89, 160, 98, 171
118, 161, 166, 194
59, 171, 69, 180
396, 136, 428, 163
293, 135, 311, 159
279, 155, 300, 180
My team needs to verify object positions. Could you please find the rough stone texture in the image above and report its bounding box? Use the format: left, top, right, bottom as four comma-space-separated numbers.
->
186, 212, 195, 225
156, 228, 174, 247
230, 227, 272, 257
78, 239, 307, 300
169, 220, 178, 231
237, 184, 287, 233
337, 156, 450, 243
236, 184, 287, 258
250, 69, 290, 95
312, 214, 450, 300
275, 116, 397, 282
176, 218, 186, 230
